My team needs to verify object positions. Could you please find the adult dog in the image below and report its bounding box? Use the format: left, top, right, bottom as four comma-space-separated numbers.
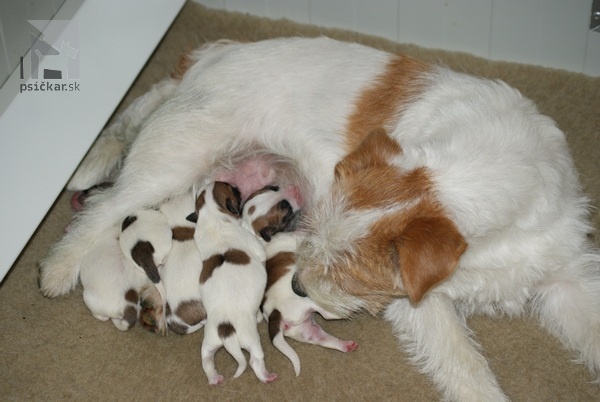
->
40, 37, 600, 401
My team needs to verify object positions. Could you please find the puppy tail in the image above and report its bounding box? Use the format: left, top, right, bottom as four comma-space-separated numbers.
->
272, 331, 301, 376
222, 336, 247, 378
268, 309, 301, 376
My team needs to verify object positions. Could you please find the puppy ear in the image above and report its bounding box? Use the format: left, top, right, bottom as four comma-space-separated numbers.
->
213, 182, 242, 217
393, 216, 467, 303
259, 227, 275, 242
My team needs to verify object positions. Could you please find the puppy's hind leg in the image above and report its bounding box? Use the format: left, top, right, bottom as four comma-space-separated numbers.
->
240, 325, 277, 383
384, 295, 508, 402
40, 110, 233, 298
532, 251, 600, 377
201, 324, 225, 385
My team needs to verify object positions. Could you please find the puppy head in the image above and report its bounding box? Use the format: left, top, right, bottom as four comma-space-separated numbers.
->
191, 181, 242, 221
241, 185, 301, 242
296, 128, 467, 317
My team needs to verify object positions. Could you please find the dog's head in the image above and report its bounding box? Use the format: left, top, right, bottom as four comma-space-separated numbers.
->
295, 128, 467, 317
241, 185, 301, 242
189, 181, 242, 223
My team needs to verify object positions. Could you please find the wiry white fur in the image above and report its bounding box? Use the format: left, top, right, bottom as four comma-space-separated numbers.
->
40, 37, 600, 401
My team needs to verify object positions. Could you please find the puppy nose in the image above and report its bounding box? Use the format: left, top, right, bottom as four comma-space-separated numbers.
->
291, 272, 307, 297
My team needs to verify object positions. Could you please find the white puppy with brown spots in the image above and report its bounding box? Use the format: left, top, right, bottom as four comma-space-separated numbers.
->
158, 191, 207, 335
118, 209, 173, 334
191, 181, 276, 385
79, 223, 149, 331
241, 186, 358, 376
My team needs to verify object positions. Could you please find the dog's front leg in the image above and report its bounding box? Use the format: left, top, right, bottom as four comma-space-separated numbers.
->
384, 295, 508, 402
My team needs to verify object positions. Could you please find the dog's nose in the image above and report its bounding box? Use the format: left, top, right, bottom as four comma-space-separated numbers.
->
291, 272, 307, 297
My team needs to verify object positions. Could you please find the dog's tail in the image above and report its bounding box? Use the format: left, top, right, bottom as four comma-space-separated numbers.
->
67, 78, 179, 191
219, 323, 247, 378
268, 309, 301, 376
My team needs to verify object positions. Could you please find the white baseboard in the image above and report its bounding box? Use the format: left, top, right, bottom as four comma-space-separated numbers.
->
0, 0, 186, 282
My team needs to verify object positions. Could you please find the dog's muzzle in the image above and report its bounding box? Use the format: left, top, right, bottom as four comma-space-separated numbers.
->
291, 272, 307, 297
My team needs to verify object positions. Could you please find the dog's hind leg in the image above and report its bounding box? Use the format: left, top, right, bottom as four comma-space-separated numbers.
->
384, 295, 508, 402
201, 324, 225, 385
40, 109, 238, 298
67, 78, 179, 191
531, 250, 600, 378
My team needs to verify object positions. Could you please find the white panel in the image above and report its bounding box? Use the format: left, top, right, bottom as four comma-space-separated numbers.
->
309, 0, 355, 31
355, 0, 398, 42
0, 0, 186, 282
584, 30, 600, 76
225, 0, 267, 16
0, 0, 30, 72
0, 27, 10, 86
26, 0, 60, 20
266, 0, 310, 23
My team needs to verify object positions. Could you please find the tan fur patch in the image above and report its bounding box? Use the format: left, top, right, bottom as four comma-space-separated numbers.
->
171, 50, 193, 80
265, 251, 294, 294
213, 182, 241, 217
345, 55, 430, 152
224, 249, 250, 265
218, 322, 236, 338
307, 128, 466, 313
195, 190, 206, 213
200, 254, 224, 284
124, 288, 139, 304
176, 300, 206, 326
172, 226, 195, 241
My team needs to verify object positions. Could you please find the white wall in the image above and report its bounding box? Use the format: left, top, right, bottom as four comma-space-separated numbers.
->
195, 0, 600, 76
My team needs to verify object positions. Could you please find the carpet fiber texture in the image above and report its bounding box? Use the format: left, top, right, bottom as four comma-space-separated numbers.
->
2, 3, 600, 400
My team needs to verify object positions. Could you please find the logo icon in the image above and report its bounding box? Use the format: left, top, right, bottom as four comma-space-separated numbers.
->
26, 20, 79, 80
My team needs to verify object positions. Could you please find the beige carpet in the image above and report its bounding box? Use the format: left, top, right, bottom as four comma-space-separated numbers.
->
2, 2, 600, 400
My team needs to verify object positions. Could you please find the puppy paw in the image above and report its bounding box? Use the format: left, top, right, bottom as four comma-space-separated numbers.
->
208, 374, 224, 385
264, 373, 278, 383
343, 341, 359, 352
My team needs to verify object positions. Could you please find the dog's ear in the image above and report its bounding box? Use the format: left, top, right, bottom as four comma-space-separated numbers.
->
213, 181, 242, 217
259, 227, 276, 242
335, 127, 401, 181
392, 216, 467, 303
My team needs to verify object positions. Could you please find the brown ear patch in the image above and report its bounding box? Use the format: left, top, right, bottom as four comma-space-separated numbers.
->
213, 182, 242, 217
130, 241, 160, 284
395, 216, 467, 302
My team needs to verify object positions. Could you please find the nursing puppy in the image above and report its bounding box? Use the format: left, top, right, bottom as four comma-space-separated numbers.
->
40, 37, 600, 401
119, 209, 173, 334
158, 191, 207, 335
192, 181, 276, 385
241, 186, 358, 375
266, 232, 359, 376
79, 224, 150, 331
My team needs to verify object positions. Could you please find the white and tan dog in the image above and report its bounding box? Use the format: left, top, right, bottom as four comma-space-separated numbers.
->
192, 181, 276, 385
40, 37, 600, 401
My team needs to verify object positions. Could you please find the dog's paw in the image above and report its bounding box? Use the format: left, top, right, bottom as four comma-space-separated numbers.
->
208, 374, 224, 385
342, 340, 359, 352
